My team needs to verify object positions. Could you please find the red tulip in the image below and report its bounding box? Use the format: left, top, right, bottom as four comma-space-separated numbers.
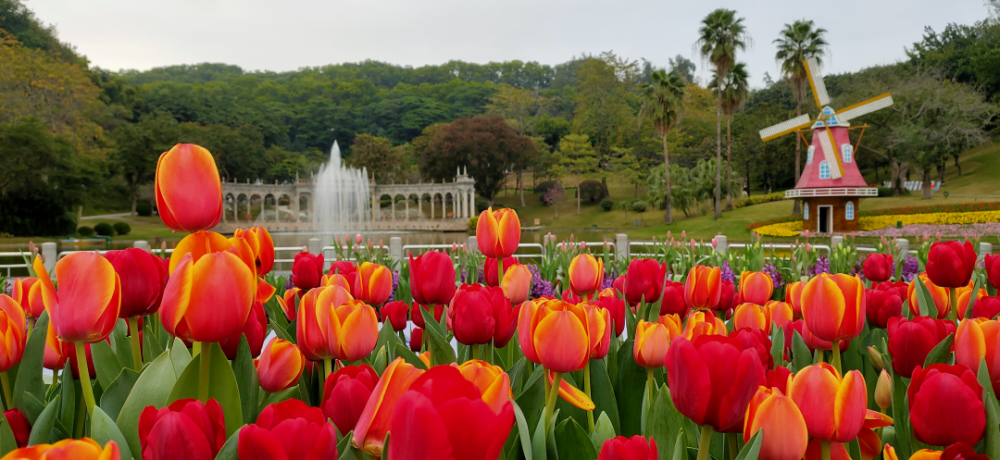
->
328, 260, 356, 276
322, 364, 379, 436
276, 288, 300, 322
766, 367, 791, 393
355, 262, 392, 305
866, 287, 902, 329
220, 301, 266, 360
908, 364, 985, 447
596, 436, 658, 460
664, 335, 766, 432
569, 253, 604, 297
594, 288, 626, 337
788, 363, 867, 442
139, 398, 226, 460
155, 143, 223, 232
863, 254, 894, 283
483, 257, 516, 287
161, 252, 255, 344
888, 317, 955, 378
411, 303, 444, 329
387, 366, 514, 460
409, 251, 456, 306
623, 259, 667, 307
684, 265, 722, 311
64, 343, 100, 379
804, 440, 851, 460
987, 254, 1000, 291
47, 253, 121, 344
612, 275, 625, 296
738, 271, 773, 305
381, 301, 409, 332
926, 241, 976, 288
353, 358, 425, 456
476, 207, 521, 259
5, 408, 30, 448
729, 327, 774, 370
238, 399, 338, 460
409, 328, 424, 352
256, 338, 305, 394
448, 284, 517, 347
103, 249, 168, 319
972, 296, 1000, 319
292, 252, 324, 291
801, 273, 865, 344
658, 280, 688, 318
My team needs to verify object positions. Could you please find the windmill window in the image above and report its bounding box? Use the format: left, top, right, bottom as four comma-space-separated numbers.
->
846, 201, 855, 220
819, 161, 831, 179
842, 144, 853, 163
804, 204, 809, 220
807, 146, 815, 164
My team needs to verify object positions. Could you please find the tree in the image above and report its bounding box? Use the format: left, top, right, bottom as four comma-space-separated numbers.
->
710, 63, 750, 211
487, 84, 551, 206
572, 53, 641, 162
639, 69, 686, 224
558, 134, 599, 214
420, 115, 535, 206
697, 8, 750, 218
775, 19, 828, 214
348, 133, 404, 183
111, 111, 180, 215
668, 55, 697, 83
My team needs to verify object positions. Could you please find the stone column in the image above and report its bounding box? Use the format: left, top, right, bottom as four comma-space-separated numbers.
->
295, 194, 301, 223
405, 195, 410, 220
431, 195, 435, 219
371, 192, 378, 221
418, 194, 422, 218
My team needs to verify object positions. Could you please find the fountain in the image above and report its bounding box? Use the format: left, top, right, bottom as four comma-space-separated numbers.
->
312, 141, 371, 233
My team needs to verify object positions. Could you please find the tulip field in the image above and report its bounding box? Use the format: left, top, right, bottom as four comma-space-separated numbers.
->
1, 144, 999, 460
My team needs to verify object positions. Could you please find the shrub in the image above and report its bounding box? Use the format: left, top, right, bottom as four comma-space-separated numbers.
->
534, 181, 562, 200
599, 199, 614, 211
113, 222, 131, 236
78, 226, 95, 237
735, 192, 785, 208
468, 216, 479, 230
539, 183, 565, 206
94, 222, 115, 236
876, 187, 894, 197
578, 180, 609, 204
476, 199, 490, 213
631, 200, 648, 213
0, 188, 77, 237
136, 200, 153, 217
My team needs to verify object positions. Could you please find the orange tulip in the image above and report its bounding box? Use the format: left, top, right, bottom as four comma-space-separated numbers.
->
0, 438, 121, 460
956, 282, 988, 318
633, 315, 682, 368
255, 337, 305, 393
739, 271, 774, 305
234, 226, 275, 276
744, 387, 808, 460
321, 273, 352, 291
547, 370, 596, 410
155, 143, 223, 232
11, 278, 43, 319
858, 410, 894, 460
569, 254, 604, 297
276, 288, 300, 322
581, 302, 612, 359
907, 273, 951, 319
476, 207, 520, 259
733, 303, 768, 333
502, 264, 532, 305
46, 253, 121, 344
296, 285, 355, 361
352, 357, 425, 456
801, 273, 865, 344
456, 360, 512, 413
765, 300, 794, 329
682, 310, 727, 341
785, 281, 805, 319
787, 363, 867, 442
517, 299, 590, 373
685, 265, 722, 310
355, 262, 392, 305
160, 252, 255, 343
325, 299, 379, 362
954, 318, 1000, 394
0, 296, 25, 373
168, 230, 255, 275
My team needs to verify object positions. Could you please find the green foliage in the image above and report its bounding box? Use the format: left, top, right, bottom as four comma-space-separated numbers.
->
631, 200, 648, 212
94, 222, 115, 236
112, 222, 131, 235
578, 180, 609, 203
735, 192, 785, 208
600, 199, 614, 211
559, 134, 599, 176
77, 226, 95, 237
877, 187, 894, 197
135, 200, 152, 216
534, 181, 563, 197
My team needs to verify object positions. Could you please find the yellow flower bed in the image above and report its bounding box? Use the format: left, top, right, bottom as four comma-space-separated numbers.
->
753, 210, 1000, 237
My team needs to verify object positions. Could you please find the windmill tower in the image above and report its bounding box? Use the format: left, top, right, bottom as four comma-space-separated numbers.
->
759, 58, 893, 234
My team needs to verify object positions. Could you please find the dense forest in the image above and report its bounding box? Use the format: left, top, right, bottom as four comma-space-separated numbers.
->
0, 0, 997, 234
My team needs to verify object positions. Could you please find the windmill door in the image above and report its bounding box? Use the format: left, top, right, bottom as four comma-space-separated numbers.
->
818, 205, 832, 233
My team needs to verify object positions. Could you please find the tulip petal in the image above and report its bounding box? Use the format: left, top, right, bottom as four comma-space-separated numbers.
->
664, 339, 711, 426
51, 253, 121, 343
156, 144, 223, 232
832, 370, 868, 442
534, 310, 589, 374
169, 231, 231, 275
546, 371, 596, 410
183, 252, 255, 343
801, 275, 846, 343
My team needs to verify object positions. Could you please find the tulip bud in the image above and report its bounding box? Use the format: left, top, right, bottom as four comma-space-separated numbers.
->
256, 337, 305, 393
867, 346, 885, 372
568, 253, 604, 297
875, 369, 892, 411
502, 264, 532, 305
155, 143, 223, 232
476, 207, 521, 258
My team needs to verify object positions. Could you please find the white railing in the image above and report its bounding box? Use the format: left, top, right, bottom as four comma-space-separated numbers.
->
784, 187, 878, 198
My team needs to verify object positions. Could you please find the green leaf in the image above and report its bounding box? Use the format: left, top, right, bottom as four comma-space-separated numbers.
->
514, 365, 546, 435
393, 342, 428, 371
13, 314, 48, 412
27, 396, 58, 446
371, 345, 388, 375
99, 368, 140, 421
589, 359, 620, 435
91, 340, 124, 390
670, 430, 686, 460
142, 324, 165, 365
233, 337, 257, 426
589, 412, 615, 454
215, 427, 242, 460
978, 357, 1000, 460
532, 407, 548, 460
614, 339, 647, 437
337, 430, 361, 460
419, 307, 446, 337
111, 320, 134, 372
890, 367, 912, 460
169, 338, 192, 377
116, 349, 178, 460
922, 333, 954, 368
375, 322, 399, 358
269, 319, 294, 342
770, 324, 785, 367
790, 331, 812, 372
58, 361, 75, 435
555, 417, 597, 460
914, 274, 938, 318
20, 394, 44, 426
644, 384, 687, 460
966, 276, 984, 319
167, 343, 244, 437
0, 407, 18, 455
91, 406, 133, 460
734, 429, 762, 460
425, 321, 456, 366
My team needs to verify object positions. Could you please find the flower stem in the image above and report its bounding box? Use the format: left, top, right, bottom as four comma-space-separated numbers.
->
75, 343, 96, 416
192, 341, 201, 357
949, 287, 959, 321
324, 358, 332, 379
727, 432, 738, 460
544, 371, 562, 429
198, 342, 211, 402
831, 340, 842, 375
821, 440, 831, 460
585, 360, 594, 433
472, 344, 480, 361
497, 257, 504, 288
128, 317, 143, 371
697, 425, 713, 460
0, 372, 11, 410
73, 393, 85, 438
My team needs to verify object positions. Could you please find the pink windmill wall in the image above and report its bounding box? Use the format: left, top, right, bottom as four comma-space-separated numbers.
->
795, 126, 868, 189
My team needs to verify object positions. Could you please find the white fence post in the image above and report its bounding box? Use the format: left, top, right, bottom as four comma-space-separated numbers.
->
615, 233, 628, 259
894, 238, 910, 257
133, 240, 149, 250
979, 242, 993, 262
715, 235, 728, 255
41, 242, 57, 273
308, 238, 322, 256
468, 236, 479, 254
830, 235, 844, 248
390, 237, 403, 267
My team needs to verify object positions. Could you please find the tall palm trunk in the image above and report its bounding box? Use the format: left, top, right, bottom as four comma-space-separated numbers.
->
714, 78, 723, 218
792, 93, 802, 215
518, 170, 525, 207
725, 117, 733, 210
663, 133, 673, 224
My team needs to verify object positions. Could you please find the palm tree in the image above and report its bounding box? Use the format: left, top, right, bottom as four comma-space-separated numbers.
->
710, 63, 750, 210
639, 70, 686, 224
697, 8, 750, 218
775, 20, 827, 215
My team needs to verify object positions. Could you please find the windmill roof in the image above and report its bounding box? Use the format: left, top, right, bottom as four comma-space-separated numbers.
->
795, 126, 868, 189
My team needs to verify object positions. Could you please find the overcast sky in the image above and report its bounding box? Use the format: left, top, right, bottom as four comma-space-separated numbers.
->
28, 0, 991, 87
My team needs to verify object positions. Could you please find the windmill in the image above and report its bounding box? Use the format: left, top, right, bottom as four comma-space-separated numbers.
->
757, 58, 892, 234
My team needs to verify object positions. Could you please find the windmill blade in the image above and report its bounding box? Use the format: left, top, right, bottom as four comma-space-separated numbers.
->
816, 126, 843, 179
759, 114, 812, 141
804, 57, 831, 108
837, 93, 894, 122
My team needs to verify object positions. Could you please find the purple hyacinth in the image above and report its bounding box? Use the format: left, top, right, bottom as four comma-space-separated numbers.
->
386, 270, 400, 303
528, 263, 555, 298
808, 256, 830, 277
720, 260, 736, 284
284, 276, 294, 291
761, 262, 783, 289
901, 255, 920, 282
